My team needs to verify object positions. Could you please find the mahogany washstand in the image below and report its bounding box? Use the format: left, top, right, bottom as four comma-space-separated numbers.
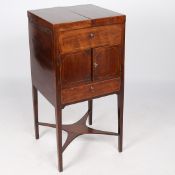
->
28, 4, 126, 172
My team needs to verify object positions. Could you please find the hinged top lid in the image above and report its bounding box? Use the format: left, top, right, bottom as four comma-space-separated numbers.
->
28, 4, 125, 31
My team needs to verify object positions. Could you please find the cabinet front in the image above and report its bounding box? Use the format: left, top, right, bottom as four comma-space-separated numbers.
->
61, 49, 92, 88
60, 22, 123, 103
93, 46, 121, 81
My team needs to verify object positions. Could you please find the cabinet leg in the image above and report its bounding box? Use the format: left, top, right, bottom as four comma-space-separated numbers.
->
88, 100, 93, 125
32, 85, 39, 139
118, 91, 124, 152
55, 107, 63, 172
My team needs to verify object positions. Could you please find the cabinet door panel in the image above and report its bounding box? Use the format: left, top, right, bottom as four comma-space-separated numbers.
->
61, 50, 91, 88
93, 46, 120, 81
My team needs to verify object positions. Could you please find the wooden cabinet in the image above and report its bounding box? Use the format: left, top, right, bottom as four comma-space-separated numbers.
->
28, 4, 126, 172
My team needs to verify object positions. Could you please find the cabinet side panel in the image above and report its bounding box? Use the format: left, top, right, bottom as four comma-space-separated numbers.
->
28, 21, 56, 106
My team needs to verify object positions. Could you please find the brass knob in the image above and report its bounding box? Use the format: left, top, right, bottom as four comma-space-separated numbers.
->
94, 62, 98, 68
89, 33, 95, 38
90, 86, 95, 92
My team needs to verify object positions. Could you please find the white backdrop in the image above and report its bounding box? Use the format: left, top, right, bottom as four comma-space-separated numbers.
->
0, 1, 175, 175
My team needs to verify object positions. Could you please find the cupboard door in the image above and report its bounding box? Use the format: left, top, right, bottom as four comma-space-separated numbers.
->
61, 49, 91, 88
93, 46, 121, 81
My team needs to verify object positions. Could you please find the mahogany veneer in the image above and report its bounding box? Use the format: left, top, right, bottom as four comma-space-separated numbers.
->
28, 4, 126, 172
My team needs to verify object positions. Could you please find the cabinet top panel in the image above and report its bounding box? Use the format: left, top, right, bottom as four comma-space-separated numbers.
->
67, 4, 123, 20
28, 4, 125, 28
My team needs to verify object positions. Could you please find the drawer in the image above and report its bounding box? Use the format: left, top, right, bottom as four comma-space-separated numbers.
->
61, 78, 120, 105
58, 25, 122, 53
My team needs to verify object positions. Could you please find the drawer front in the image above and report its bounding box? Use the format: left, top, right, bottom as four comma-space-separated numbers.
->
58, 25, 122, 53
61, 78, 120, 105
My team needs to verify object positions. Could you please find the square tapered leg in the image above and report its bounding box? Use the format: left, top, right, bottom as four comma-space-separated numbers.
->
118, 91, 124, 152
32, 85, 39, 139
88, 100, 93, 125
55, 107, 63, 172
